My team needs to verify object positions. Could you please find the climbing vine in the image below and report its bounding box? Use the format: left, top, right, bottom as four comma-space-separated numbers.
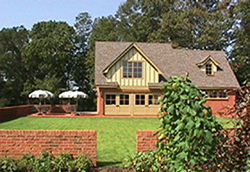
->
124, 76, 223, 172
156, 76, 223, 171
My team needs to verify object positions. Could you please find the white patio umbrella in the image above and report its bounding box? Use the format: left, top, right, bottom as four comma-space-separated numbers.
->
59, 91, 88, 105
59, 90, 88, 99
28, 89, 54, 105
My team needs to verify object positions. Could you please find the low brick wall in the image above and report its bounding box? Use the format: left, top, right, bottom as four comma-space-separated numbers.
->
0, 105, 34, 121
137, 129, 236, 153
0, 130, 97, 166
137, 130, 157, 152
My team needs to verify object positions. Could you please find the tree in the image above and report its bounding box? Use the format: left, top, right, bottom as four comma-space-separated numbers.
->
74, 12, 97, 110
22, 21, 77, 96
73, 12, 93, 90
229, 0, 250, 84
86, 16, 120, 84
0, 26, 29, 106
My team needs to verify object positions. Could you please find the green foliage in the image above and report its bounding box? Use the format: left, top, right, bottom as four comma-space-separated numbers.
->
124, 76, 223, 171
229, 0, 250, 84
209, 82, 250, 171
75, 154, 92, 172
123, 151, 157, 172
0, 26, 29, 106
22, 21, 77, 94
16, 153, 36, 171
157, 76, 223, 171
0, 156, 17, 172
0, 151, 92, 172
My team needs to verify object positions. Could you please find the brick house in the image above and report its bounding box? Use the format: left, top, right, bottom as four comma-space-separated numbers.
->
95, 42, 240, 116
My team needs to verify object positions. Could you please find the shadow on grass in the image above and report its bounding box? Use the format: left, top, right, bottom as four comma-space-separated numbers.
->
0, 115, 28, 124
97, 161, 122, 167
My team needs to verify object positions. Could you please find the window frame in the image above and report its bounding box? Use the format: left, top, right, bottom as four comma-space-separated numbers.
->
123, 61, 143, 78
119, 94, 129, 105
135, 94, 145, 105
205, 63, 212, 75
105, 94, 116, 105
205, 90, 228, 99
148, 94, 160, 105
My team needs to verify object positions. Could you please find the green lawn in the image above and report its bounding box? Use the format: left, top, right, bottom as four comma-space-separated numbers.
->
0, 116, 233, 166
0, 117, 159, 166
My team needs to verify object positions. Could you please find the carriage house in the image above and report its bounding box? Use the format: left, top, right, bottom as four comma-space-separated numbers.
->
95, 42, 240, 116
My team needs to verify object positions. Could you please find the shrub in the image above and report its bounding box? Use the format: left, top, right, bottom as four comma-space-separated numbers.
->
75, 154, 92, 172
53, 153, 76, 172
209, 82, 250, 171
0, 151, 92, 172
0, 156, 17, 172
124, 151, 157, 172
16, 153, 36, 172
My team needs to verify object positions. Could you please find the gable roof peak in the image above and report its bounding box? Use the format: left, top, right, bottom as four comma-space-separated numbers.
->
196, 55, 221, 67
102, 42, 163, 74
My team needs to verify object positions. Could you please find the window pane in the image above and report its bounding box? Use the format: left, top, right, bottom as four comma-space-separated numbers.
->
124, 62, 133, 78
219, 91, 227, 98
134, 62, 142, 78
106, 95, 116, 105
206, 64, 212, 75
149, 95, 159, 105
209, 91, 217, 98
136, 94, 145, 105
124, 62, 142, 78
120, 94, 129, 105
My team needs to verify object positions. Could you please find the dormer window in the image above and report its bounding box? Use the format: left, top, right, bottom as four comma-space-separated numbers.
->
123, 61, 142, 78
205, 64, 212, 75
197, 55, 221, 76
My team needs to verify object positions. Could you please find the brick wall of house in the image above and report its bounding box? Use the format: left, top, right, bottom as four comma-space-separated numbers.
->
0, 105, 34, 121
137, 130, 157, 152
205, 92, 237, 117
0, 130, 97, 166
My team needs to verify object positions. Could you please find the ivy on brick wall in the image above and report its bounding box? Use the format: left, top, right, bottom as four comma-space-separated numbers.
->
156, 76, 223, 171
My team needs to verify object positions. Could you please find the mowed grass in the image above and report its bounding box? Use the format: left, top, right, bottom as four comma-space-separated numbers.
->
0, 116, 233, 165
0, 117, 159, 165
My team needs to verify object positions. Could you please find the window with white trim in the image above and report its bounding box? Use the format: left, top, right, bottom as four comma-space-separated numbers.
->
206, 64, 212, 75
105, 94, 116, 105
135, 94, 145, 105
148, 95, 160, 105
123, 62, 142, 78
206, 90, 228, 99
120, 94, 129, 105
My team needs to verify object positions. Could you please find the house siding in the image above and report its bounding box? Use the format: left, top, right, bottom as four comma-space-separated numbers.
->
106, 48, 159, 87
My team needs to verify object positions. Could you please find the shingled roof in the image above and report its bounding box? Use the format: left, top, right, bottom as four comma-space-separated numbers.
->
95, 41, 240, 89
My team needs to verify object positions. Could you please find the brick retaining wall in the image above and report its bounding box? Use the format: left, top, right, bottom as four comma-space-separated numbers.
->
0, 105, 34, 121
0, 130, 97, 166
137, 129, 236, 153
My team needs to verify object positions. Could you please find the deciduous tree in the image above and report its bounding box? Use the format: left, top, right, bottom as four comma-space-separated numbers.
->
0, 26, 29, 106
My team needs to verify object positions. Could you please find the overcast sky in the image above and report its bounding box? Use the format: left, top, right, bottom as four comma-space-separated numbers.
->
0, 0, 125, 30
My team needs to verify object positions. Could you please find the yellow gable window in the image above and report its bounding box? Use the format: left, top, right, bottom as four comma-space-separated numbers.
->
123, 62, 142, 78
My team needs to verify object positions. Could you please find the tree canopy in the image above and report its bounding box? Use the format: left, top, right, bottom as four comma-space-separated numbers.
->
0, 0, 249, 108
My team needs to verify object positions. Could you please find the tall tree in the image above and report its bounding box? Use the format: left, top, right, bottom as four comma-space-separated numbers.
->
87, 16, 120, 84
73, 12, 93, 89
229, 0, 250, 84
0, 26, 29, 106
114, 0, 233, 50
22, 21, 77, 96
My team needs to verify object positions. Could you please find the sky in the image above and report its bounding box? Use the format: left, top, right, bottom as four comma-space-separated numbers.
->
0, 0, 125, 30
